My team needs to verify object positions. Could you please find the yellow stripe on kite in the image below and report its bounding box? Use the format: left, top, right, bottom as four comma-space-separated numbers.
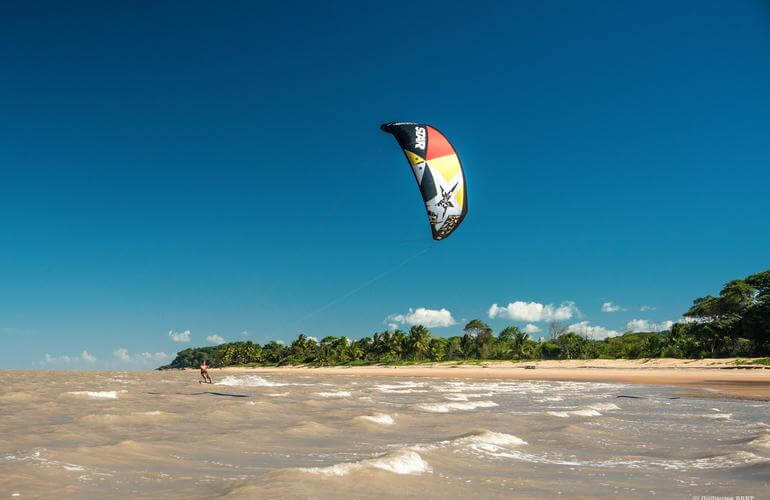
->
455, 183, 465, 209
428, 154, 461, 183
404, 150, 426, 167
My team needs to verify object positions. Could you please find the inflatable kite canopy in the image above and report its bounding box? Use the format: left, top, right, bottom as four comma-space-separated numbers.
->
381, 122, 468, 240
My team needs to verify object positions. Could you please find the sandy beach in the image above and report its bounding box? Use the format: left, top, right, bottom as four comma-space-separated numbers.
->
219, 358, 770, 400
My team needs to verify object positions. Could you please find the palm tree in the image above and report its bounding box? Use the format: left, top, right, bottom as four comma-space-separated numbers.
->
512, 330, 530, 359
372, 331, 390, 358
428, 337, 448, 361
389, 330, 407, 360
408, 325, 432, 360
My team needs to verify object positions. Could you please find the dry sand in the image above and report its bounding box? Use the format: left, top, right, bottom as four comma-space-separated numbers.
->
219, 358, 770, 400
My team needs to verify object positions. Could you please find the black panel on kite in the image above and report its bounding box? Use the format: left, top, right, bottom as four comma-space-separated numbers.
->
381, 122, 467, 240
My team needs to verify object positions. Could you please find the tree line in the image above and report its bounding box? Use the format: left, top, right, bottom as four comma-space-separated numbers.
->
160, 269, 769, 369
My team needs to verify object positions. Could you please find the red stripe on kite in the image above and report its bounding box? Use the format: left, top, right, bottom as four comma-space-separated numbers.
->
426, 126, 455, 160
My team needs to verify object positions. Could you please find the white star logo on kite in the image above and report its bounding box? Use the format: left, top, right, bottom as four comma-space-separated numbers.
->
436, 182, 458, 218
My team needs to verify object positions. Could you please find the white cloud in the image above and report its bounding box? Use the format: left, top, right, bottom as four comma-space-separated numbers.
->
488, 301, 579, 322
207, 334, 225, 345
626, 319, 674, 333
640, 305, 656, 312
168, 329, 191, 342
307, 336, 318, 343
567, 321, 620, 339
601, 301, 624, 313
388, 307, 457, 328
240, 330, 249, 337
387, 323, 398, 332
114, 348, 173, 364
140, 352, 171, 362
113, 348, 132, 362
42, 350, 97, 366
44, 353, 71, 364
523, 323, 541, 334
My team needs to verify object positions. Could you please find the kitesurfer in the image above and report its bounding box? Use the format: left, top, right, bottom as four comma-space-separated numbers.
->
200, 361, 212, 384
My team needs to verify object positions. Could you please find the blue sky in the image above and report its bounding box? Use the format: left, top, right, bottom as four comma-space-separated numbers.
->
2, 1, 769, 369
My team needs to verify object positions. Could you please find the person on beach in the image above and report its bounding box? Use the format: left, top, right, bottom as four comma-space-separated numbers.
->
200, 361, 212, 384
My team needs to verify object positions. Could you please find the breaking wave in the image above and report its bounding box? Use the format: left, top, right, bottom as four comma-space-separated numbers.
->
548, 409, 601, 418
356, 414, 395, 425
417, 401, 498, 413
66, 391, 122, 400
587, 402, 620, 411
374, 382, 428, 394
492, 449, 768, 471
216, 375, 288, 387
407, 430, 528, 456
748, 430, 770, 448
704, 413, 732, 420
450, 430, 528, 449
300, 449, 430, 476
547, 402, 619, 418
315, 391, 351, 398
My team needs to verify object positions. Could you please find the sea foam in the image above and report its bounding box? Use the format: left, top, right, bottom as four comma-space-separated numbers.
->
216, 375, 288, 387
417, 400, 498, 413
704, 413, 732, 420
547, 402, 620, 418
587, 403, 620, 411
453, 430, 528, 448
491, 449, 768, 471
374, 382, 428, 394
315, 391, 352, 398
2, 448, 85, 472
356, 414, 395, 425
66, 391, 121, 400
301, 449, 430, 476
748, 431, 770, 448
409, 430, 528, 455
548, 409, 602, 418
443, 393, 494, 401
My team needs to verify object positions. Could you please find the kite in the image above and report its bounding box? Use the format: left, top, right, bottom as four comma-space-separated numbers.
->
381, 122, 468, 240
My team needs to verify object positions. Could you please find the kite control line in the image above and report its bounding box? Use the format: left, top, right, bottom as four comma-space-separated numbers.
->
287, 121, 467, 327
290, 243, 436, 327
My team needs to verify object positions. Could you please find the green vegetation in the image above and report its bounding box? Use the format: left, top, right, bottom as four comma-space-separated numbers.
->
160, 269, 770, 369
736, 357, 770, 366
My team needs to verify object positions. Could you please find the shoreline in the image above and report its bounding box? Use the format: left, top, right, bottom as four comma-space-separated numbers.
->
216, 359, 770, 401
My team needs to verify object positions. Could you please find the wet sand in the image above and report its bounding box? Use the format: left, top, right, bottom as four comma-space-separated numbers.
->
221, 359, 770, 400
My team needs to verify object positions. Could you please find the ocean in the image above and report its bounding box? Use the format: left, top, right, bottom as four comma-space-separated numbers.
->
1, 370, 768, 498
